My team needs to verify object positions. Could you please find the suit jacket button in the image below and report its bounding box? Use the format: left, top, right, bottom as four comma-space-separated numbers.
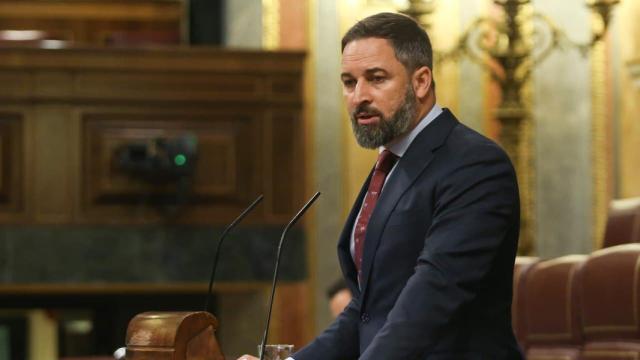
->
360, 313, 370, 323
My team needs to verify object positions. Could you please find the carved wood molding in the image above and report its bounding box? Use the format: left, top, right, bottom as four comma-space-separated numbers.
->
0, 0, 183, 21
0, 48, 304, 75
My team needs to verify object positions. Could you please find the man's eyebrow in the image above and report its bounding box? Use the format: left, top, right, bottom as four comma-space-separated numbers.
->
341, 68, 388, 79
364, 67, 388, 75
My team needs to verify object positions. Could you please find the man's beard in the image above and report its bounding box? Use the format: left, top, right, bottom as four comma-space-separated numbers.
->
350, 86, 417, 149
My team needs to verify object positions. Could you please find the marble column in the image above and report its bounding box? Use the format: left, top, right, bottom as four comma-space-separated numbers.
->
309, 0, 345, 334
533, 0, 593, 257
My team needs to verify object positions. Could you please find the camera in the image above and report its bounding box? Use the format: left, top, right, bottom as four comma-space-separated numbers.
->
116, 135, 198, 184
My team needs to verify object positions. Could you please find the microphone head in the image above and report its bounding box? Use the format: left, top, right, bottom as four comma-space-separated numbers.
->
113, 347, 126, 360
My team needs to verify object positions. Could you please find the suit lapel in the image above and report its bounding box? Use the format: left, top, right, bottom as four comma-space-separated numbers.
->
359, 109, 459, 300
337, 170, 373, 295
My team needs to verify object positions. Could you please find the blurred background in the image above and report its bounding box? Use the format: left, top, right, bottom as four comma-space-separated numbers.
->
0, 0, 638, 358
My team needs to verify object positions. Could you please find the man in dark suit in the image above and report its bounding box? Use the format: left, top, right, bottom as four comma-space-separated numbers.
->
239, 11, 522, 360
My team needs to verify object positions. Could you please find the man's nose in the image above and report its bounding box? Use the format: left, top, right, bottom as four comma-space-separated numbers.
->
353, 81, 372, 105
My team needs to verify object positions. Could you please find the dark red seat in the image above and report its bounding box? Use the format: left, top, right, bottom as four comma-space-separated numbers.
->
523, 255, 586, 360
512, 256, 539, 351
579, 244, 640, 359
601, 197, 640, 248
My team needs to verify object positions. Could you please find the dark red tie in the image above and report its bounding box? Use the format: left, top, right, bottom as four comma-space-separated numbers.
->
354, 149, 398, 280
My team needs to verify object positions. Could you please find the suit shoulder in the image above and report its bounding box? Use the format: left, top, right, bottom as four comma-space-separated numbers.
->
445, 121, 510, 160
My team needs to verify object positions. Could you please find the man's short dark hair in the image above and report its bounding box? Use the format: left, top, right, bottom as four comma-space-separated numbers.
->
341, 12, 433, 73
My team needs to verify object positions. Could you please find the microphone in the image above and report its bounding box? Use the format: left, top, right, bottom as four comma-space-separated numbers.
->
113, 347, 126, 360
258, 191, 321, 360
204, 194, 264, 313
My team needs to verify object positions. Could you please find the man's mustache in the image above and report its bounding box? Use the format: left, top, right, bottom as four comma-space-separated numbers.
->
352, 103, 383, 119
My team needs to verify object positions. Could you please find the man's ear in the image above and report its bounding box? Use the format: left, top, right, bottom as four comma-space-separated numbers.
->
412, 66, 432, 99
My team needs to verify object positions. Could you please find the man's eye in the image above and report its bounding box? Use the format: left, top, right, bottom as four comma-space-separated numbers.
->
372, 76, 385, 83
343, 79, 356, 88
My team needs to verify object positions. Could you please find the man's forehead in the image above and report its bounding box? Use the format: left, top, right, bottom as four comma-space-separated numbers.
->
341, 37, 398, 72
342, 37, 394, 58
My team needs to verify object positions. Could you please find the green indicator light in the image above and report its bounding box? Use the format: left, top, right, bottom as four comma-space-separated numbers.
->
174, 154, 187, 166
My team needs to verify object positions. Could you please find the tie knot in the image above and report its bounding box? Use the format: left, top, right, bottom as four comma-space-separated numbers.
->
375, 149, 398, 174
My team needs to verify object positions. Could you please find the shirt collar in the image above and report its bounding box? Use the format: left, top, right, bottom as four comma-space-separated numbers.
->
381, 104, 443, 157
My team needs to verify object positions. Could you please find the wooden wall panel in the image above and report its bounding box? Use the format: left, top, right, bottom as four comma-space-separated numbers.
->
80, 111, 264, 223
0, 71, 31, 98
0, 47, 308, 353
0, 0, 184, 46
267, 75, 304, 103
0, 47, 305, 225
0, 112, 24, 219
33, 106, 78, 223
265, 111, 304, 220
73, 72, 265, 103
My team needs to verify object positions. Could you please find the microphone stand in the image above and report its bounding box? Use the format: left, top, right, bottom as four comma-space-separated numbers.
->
204, 194, 264, 313
259, 192, 321, 360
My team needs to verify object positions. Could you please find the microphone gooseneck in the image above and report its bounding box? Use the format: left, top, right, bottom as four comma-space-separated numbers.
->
259, 191, 321, 360
204, 194, 264, 313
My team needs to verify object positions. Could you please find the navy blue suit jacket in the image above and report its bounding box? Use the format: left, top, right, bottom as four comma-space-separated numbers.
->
294, 109, 523, 359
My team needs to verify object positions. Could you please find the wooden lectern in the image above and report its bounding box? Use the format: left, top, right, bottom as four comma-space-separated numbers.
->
126, 311, 225, 360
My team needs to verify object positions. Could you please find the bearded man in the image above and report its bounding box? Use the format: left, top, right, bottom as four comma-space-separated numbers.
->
239, 12, 523, 360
